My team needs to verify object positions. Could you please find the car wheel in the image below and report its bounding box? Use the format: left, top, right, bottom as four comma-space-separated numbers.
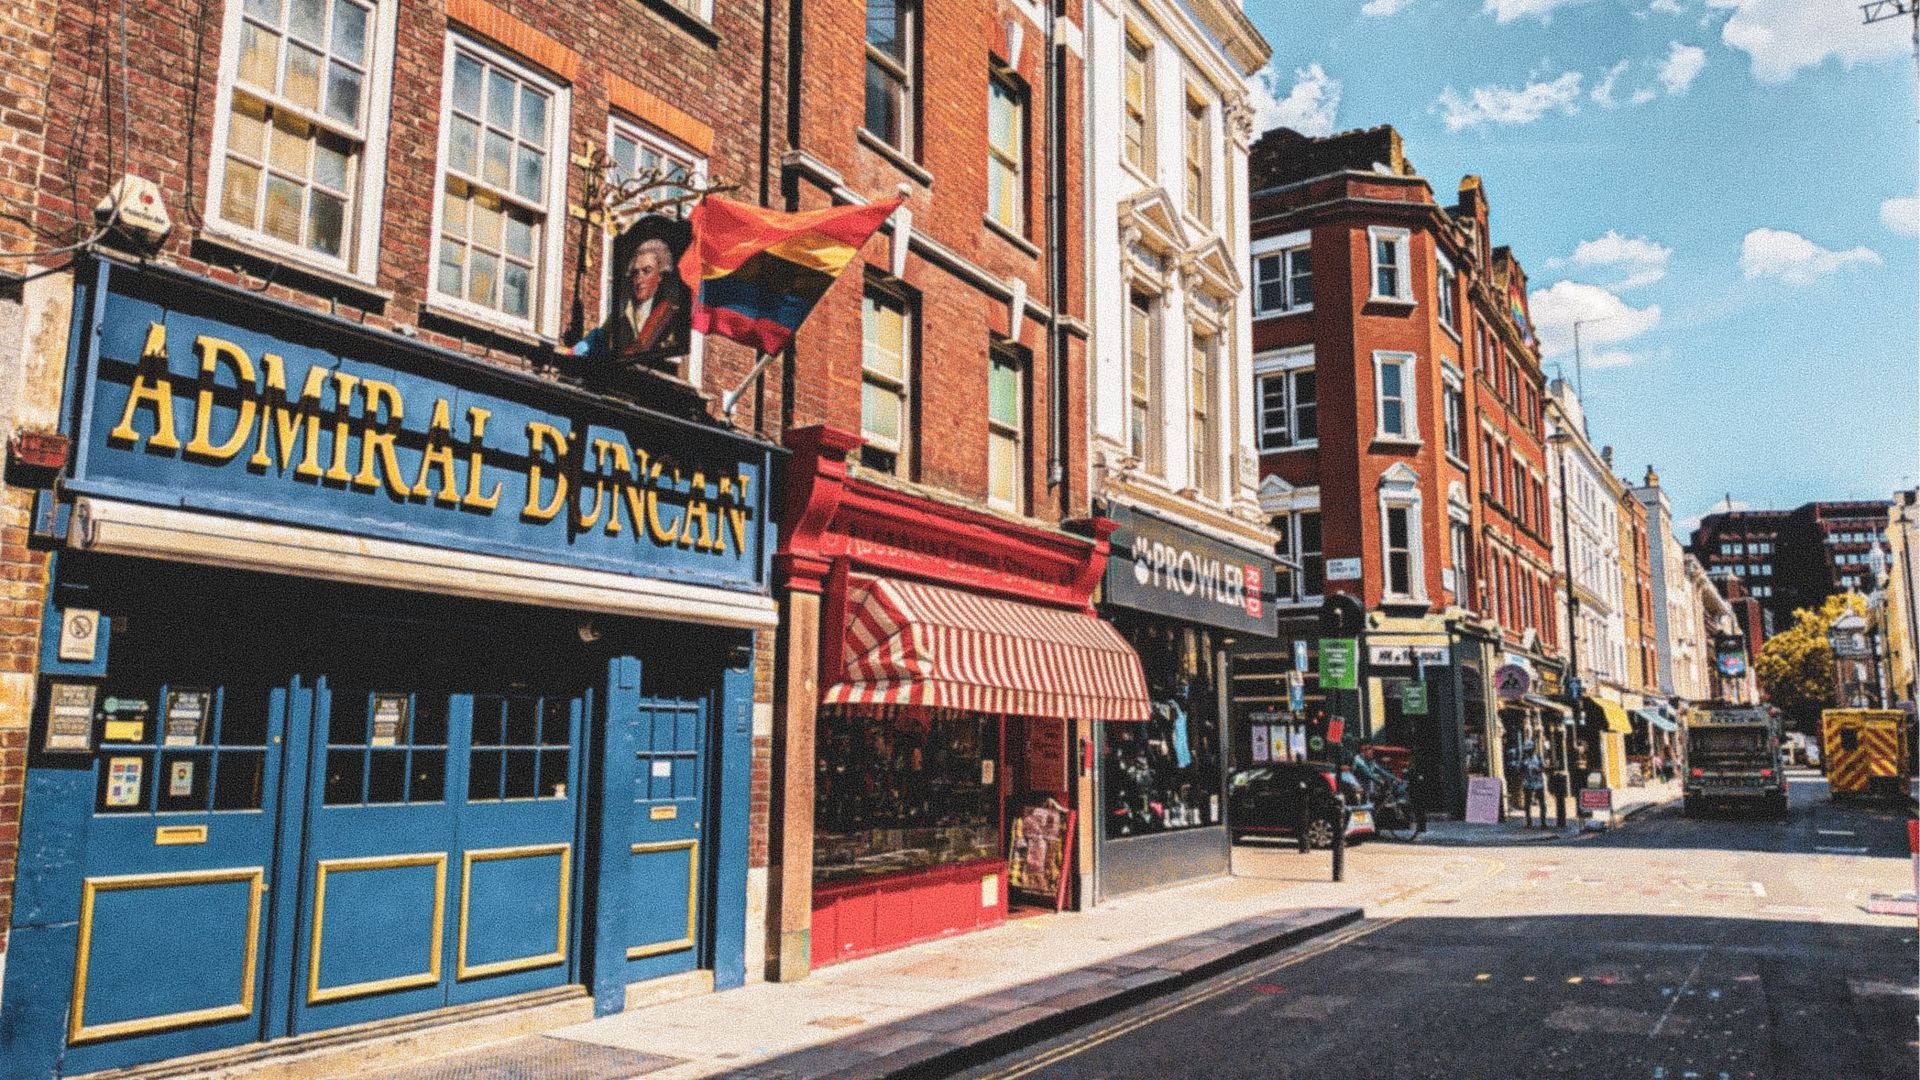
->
1304, 816, 1337, 849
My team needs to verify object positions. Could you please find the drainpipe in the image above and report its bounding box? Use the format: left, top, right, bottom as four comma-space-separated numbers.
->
1044, 0, 1067, 511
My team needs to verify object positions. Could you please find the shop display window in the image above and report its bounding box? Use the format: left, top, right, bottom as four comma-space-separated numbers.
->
814, 706, 1002, 884
1103, 621, 1224, 839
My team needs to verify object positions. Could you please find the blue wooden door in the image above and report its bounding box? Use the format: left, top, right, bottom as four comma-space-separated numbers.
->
622, 695, 708, 983
289, 676, 463, 1033
58, 673, 288, 1075
446, 691, 583, 1005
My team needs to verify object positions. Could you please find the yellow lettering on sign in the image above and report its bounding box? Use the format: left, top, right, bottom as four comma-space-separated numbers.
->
324, 371, 360, 483
352, 378, 410, 497
644, 461, 682, 544
682, 471, 716, 552
587, 438, 633, 535
410, 397, 462, 505
184, 335, 258, 461
723, 473, 750, 557
523, 422, 569, 523
248, 354, 328, 478
107, 322, 182, 451
622, 448, 652, 539
461, 407, 502, 510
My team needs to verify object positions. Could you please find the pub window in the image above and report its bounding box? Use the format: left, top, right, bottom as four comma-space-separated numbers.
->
861, 287, 914, 475
213, 0, 392, 277
865, 0, 917, 155
432, 37, 568, 334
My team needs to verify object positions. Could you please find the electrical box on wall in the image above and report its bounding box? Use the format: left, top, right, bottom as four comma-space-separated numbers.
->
94, 175, 172, 250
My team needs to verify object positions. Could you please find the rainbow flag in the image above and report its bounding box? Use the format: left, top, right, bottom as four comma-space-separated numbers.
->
678, 196, 904, 354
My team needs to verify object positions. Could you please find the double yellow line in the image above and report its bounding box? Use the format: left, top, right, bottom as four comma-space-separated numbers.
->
976, 917, 1398, 1080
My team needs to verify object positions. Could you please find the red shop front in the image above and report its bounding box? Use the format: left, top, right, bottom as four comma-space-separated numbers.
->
771, 428, 1150, 974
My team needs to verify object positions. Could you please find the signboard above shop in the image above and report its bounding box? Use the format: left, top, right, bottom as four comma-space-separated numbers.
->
56, 260, 775, 595
1100, 504, 1277, 636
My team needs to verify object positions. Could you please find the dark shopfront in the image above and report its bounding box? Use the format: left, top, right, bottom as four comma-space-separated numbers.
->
3, 261, 777, 1077
1095, 505, 1278, 898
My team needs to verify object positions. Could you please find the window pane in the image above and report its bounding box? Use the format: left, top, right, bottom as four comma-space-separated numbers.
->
288, 0, 326, 44
268, 112, 308, 175
862, 296, 906, 379
227, 96, 267, 158
501, 261, 530, 317
988, 354, 1019, 425
284, 42, 323, 109
515, 146, 544, 200
861, 380, 901, 445
867, 0, 903, 59
332, 0, 367, 63
1382, 400, 1403, 434
452, 53, 483, 116
482, 130, 512, 188
244, 0, 281, 21
312, 133, 349, 190
263, 174, 303, 242
325, 62, 362, 126
1294, 372, 1317, 441
865, 61, 900, 144
504, 212, 533, 260
1379, 361, 1400, 399
471, 195, 502, 249
449, 115, 478, 176
1387, 506, 1409, 548
1290, 248, 1313, 306
221, 159, 261, 226
988, 430, 1017, 505
468, 249, 497, 305
486, 69, 515, 131
308, 190, 344, 254
519, 87, 548, 142
437, 240, 464, 296
238, 24, 279, 91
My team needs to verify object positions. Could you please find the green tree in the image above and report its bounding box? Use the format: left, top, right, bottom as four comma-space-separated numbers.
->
1755, 594, 1865, 732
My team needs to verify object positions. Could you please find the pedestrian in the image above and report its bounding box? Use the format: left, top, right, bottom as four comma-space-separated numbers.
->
1521, 748, 1547, 827
1408, 758, 1430, 838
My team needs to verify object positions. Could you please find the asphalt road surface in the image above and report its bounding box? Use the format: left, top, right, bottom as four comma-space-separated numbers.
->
958, 771, 1918, 1080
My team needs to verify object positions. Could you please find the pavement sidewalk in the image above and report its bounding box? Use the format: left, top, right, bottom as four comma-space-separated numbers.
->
492, 877, 1364, 1080
1410, 778, 1682, 845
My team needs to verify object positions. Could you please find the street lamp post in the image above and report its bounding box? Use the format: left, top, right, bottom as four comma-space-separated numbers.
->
1830, 608, 1873, 709
1549, 427, 1580, 829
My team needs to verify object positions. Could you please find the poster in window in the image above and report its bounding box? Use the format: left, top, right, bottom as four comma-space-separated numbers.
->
1027, 719, 1069, 792
169, 760, 194, 797
100, 696, 152, 743
163, 688, 212, 746
574, 215, 693, 373
45, 681, 98, 752
106, 756, 142, 807
370, 693, 410, 747
1251, 724, 1270, 763
1008, 800, 1075, 911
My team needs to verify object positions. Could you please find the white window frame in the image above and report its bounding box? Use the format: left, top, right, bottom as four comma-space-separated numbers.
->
864, 0, 918, 157
986, 66, 1025, 235
1368, 225, 1413, 304
987, 342, 1023, 511
1254, 347, 1315, 453
1435, 251, 1458, 336
1371, 350, 1418, 443
1379, 470, 1425, 602
1121, 28, 1153, 178
205, 0, 399, 283
602, 115, 707, 379
1274, 506, 1324, 606
427, 34, 571, 338
1182, 88, 1211, 225
1441, 365, 1465, 464
1251, 229, 1311, 315
1126, 286, 1161, 474
860, 286, 913, 474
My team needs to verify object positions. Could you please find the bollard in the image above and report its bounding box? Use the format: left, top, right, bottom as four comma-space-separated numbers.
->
1297, 781, 1311, 855
1331, 806, 1347, 882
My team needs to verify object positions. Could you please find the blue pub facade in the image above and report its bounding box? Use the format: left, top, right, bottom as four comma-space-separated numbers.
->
3, 258, 778, 1076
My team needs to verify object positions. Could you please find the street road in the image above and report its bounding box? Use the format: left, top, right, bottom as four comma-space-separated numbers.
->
957, 771, 1918, 1080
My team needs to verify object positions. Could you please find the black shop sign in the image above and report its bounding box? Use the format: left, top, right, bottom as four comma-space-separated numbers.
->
1101, 505, 1278, 636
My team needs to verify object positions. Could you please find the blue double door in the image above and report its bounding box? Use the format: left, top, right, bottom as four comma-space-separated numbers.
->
44, 588, 716, 1075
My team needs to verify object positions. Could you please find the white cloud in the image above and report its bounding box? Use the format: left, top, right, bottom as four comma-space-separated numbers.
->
1484, 0, 1585, 23
1527, 279, 1663, 362
1361, 0, 1416, 15
1881, 195, 1920, 237
1629, 86, 1659, 105
1569, 229, 1672, 288
1658, 42, 1707, 94
1248, 63, 1341, 138
1590, 60, 1630, 107
1739, 227, 1882, 284
1707, 0, 1908, 83
1434, 71, 1583, 132
1649, 0, 1685, 12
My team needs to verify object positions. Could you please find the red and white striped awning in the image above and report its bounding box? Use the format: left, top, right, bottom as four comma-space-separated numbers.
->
822, 576, 1150, 721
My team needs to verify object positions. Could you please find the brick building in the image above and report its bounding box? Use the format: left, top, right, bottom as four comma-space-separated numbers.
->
1688, 499, 1893, 637
0, 0, 794, 1072
765, 0, 1156, 980
1244, 125, 1563, 818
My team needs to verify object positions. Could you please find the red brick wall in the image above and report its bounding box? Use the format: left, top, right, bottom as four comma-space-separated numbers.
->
0, 481, 49, 960
784, 0, 1086, 521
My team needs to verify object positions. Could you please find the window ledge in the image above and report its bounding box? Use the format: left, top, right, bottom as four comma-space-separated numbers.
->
1260, 440, 1318, 455
857, 128, 934, 188
420, 298, 556, 352
1118, 157, 1156, 190
190, 230, 392, 308
1440, 321, 1462, 344
1367, 295, 1417, 309
1445, 452, 1470, 472
1371, 435, 1422, 449
983, 215, 1038, 258
632, 0, 721, 46
1253, 304, 1312, 319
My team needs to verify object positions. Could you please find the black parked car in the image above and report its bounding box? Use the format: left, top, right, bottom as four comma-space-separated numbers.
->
1228, 762, 1375, 847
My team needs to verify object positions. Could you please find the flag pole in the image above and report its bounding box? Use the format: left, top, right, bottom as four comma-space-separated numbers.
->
722, 351, 773, 418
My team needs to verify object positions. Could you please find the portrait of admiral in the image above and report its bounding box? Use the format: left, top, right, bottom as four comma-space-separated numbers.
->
574, 214, 693, 371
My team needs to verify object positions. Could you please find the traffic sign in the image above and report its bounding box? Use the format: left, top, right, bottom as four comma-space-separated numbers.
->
1401, 682, 1429, 715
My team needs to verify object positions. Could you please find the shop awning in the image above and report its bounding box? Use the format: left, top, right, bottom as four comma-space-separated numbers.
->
1585, 696, 1633, 734
1523, 693, 1573, 717
1634, 708, 1678, 732
823, 576, 1151, 721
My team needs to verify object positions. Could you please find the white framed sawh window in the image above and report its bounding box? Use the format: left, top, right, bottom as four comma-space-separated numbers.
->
1183, 90, 1210, 224
1189, 330, 1217, 499
1372, 350, 1417, 442
987, 67, 1025, 234
987, 342, 1024, 511
1126, 287, 1160, 473
1378, 471, 1424, 602
1255, 349, 1316, 453
1435, 250, 1458, 334
861, 286, 914, 476
429, 35, 570, 336
207, 0, 398, 281
1121, 30, 1153, 177
1368, 225, 1413, 304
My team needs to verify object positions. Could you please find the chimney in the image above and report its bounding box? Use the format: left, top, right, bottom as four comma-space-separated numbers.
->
1601, 446, 1614, 467
1644, 465, 1658, 487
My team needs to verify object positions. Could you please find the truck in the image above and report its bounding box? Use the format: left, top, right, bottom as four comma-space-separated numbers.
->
1683, 704, 1787, 816
1820, 709, 1915, 803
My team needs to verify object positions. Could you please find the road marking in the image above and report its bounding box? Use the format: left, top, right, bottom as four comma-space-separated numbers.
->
1567, 976, 1583, 984
1475, 973, 1492, 981
1750, 881, 1767, 898
1816, 846, 1870, 854
1650, 943, 1713, 1037
1817, 829, 1856, 836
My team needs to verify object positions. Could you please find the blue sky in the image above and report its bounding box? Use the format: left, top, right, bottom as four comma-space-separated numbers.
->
1240, 0, 1918, 533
